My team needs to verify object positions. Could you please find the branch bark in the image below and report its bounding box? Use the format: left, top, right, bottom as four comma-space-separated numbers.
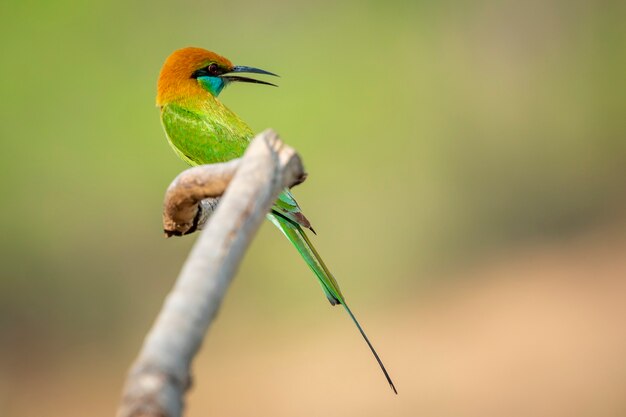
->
117, 129, 306, 417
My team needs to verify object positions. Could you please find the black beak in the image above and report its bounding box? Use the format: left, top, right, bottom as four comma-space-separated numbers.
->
221, 65, 279, 87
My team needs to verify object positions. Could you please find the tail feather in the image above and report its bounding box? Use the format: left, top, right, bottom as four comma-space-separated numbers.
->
268, 211, 342, 305
343, 302, 398, 394
268, 211, 397, 394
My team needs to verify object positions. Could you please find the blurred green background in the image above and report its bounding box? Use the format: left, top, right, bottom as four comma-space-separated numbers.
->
1, 0, 625, 416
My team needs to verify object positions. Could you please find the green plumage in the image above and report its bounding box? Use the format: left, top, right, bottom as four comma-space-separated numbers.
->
161, 101, 344, 304
160, 84, 396, 393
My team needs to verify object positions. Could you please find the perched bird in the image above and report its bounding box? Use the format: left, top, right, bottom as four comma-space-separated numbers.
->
157, 47, 396, 393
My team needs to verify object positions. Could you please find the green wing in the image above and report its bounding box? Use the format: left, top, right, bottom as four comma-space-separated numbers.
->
160, 103, 252, 166
162, 103, 313, 229
273, 189, 314, 230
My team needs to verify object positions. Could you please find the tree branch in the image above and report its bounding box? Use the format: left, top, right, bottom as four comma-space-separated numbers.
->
117, 129, 306, 417
162, 136, 307, 237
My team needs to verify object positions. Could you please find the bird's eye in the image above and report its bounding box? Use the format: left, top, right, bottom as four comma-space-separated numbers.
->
208, 63, 219, 75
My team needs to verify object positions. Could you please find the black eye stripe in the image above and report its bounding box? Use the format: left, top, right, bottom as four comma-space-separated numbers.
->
190, 63, 223, 79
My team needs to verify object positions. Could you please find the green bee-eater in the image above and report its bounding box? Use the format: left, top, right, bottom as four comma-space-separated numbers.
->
157, 47, 396, 393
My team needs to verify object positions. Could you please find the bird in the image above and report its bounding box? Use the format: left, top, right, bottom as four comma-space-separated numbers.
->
156, 47, 396, 394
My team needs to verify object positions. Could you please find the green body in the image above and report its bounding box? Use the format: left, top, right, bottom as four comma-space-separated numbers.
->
161, 101, 343, 304
161, 95, 395, 393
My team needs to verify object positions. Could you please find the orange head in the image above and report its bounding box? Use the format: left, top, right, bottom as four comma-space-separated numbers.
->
156, 47, 278, 106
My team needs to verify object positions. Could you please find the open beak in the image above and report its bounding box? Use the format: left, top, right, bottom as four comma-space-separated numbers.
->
221, 65, 279, 87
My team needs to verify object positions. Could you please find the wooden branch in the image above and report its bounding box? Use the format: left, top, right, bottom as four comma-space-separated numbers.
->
117, 129, 306, 417
161, 160, 234, 237
162, 140, 307, 237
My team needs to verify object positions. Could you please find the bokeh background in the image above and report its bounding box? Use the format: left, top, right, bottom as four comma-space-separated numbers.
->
1, 0, 625, 416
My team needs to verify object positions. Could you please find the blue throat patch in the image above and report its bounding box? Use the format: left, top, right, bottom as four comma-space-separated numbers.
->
197, 76, 225, 96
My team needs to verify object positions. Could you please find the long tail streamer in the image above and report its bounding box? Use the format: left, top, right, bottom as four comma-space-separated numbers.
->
268, 211, 397, 394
